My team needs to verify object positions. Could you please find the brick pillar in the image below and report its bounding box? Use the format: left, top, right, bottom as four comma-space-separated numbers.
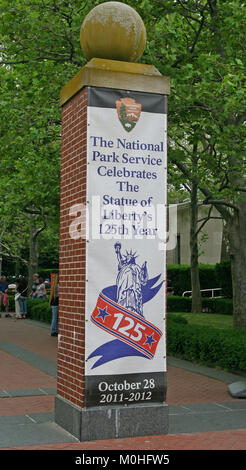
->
55, 59, 170, 441
55, 88, 87, 434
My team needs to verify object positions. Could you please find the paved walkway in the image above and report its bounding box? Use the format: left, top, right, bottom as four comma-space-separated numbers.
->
1, 316, 246, 450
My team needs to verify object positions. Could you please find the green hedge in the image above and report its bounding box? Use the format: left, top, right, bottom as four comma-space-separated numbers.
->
167, 262, 232, 298
215, 260, 232, 298
8, 293, 233, 317
202, 298, 233, 315
5, 295, 52, 322
167, 316, 246, 373
26, 298, 52, 323
167, 296, 192, 312
167, 296, 233, 315
167, 264, 217, 296
167, 265, 191, 296
38, 268, 59, 279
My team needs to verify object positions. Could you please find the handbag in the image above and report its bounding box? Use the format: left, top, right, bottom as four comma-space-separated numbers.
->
15, 286, 27, 301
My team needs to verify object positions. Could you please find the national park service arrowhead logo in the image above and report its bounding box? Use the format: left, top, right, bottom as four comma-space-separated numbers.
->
116, 97, 142, 132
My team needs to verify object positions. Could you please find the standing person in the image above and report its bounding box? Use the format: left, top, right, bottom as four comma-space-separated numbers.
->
14, 280, 21, 318
44, 278, 51, 289
16, 277, 28, 319
35, 277, 46, 301
0, 275, 9, 318
49, 273, 59, 337
30, 273, 40, 298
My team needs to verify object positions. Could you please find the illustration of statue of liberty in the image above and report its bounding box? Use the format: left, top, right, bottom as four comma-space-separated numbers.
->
114, 242, 148, 316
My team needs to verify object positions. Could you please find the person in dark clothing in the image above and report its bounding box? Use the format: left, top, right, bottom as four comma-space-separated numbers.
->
0, 275, 9, 317
49, 273, 59, 336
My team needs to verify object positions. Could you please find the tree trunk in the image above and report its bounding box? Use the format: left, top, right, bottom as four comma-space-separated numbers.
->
15, 258, 20, 278
220, 222, 230, 261
227, 204, 246, 329
28, 223, 39, 292
190, 179, 202, 313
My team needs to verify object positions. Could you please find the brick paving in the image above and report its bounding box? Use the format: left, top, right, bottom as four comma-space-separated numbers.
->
0, 317, 57, 361
166, 365, 239, 406
0, 396, 55, 416
4, 429, 246, 450
0, 350, 56, 390
1, 316, 246, 450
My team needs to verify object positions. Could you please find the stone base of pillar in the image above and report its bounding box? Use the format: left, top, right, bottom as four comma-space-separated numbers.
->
55, 395, 168, 441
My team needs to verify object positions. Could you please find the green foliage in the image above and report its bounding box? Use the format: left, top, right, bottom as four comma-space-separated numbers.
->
167, 317, 246, 373
167, 265, 191, 296
1, 0, 245, 324
166, 314, 188, 326
167, 295, 192, 312
167, 296, 233, 315
0, 0, 82, 274
167, 263, 233, 298
26, 298, 52, 324
8, 294, 15, 312
199, 264, 218, 291
202, 298, 233, 315
167, 264, 217, 296
215, 260, 233, 298
38, 268, 59, 279
171, 312, 233, 330
5, 294, 52, 322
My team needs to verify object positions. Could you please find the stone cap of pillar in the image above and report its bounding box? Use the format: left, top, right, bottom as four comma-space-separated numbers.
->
60, 58, 170, 107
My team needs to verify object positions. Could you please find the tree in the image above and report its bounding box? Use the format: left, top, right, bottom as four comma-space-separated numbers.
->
0, 63, 60, 280
0, 0, 97, 279
168, 137, 222, 314
0, 2, 67, 278
138, 0, 246, 327
1, 0, 246, 328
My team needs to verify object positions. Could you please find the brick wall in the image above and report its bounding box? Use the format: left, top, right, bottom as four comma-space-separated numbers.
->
57, 88, 87, 408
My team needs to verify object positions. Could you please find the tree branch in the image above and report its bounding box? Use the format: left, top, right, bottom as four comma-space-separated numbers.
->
0, 55, 82, 66
196, 214, 223, 238
202, 198, 238, 211
172, 156, 233, 221
189, 8, 206, 54
33, 215, 47, 241
0, 243, 28, 265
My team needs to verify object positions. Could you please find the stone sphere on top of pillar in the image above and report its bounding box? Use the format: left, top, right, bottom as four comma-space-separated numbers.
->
80, 1, 146, 63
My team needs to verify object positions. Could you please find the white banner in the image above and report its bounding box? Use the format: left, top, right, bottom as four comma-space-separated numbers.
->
85, 87, 167, 407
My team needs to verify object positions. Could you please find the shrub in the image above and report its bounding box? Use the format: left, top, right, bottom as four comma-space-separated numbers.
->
202, 298, 233, 315
167, 295, 233, 315
8, 294, 15, 312
215, 260, 232, 298
4, 294, 52, 321
38, 268, 58, 279
167, 318, 246, 373
198, 264, 218, 292
26, 298, 52, 324
167, 295, 192, 312
167, 265, 191, 296
167, 264, 217, 296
